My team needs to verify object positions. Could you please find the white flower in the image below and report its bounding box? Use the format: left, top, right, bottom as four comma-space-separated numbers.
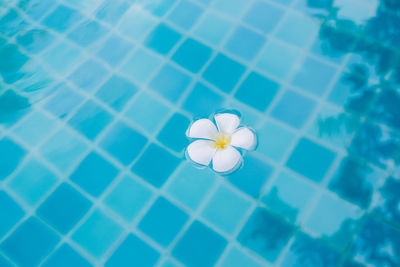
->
186, 112, 257, 174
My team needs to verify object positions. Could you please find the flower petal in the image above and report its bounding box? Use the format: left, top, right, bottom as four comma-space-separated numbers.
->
187, 140, 217, 166
187, 119, 218, 139
212, 146, 242, 173
214, 113, 240, 135
230, 127, 257, 150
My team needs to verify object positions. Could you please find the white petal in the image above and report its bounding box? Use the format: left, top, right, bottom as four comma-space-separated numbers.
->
187, 119, 218, 139
230, 127, 257, 150
212, 146, 242, 173
187, 140, 217, 166
214, 113, 240, 135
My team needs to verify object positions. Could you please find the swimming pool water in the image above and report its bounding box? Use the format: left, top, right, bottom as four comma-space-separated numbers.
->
1, 0, 400, 266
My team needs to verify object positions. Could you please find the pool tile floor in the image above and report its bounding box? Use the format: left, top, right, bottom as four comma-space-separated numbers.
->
1, 0, 400, 266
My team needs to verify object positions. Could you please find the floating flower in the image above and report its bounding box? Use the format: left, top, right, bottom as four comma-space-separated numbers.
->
186, 112, 257, 174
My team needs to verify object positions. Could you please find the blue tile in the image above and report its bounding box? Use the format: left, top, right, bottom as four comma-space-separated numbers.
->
329, 157, 383, 208
118, 8, 157, 41
350, 123, 400, 169
228, 154, 273, 198
0, 191, 24, 239
68, 100, 113, 140
160, 259, 179, 267
167, 0, 203, 30
0, 254, 13, 267
139, 197, 189, 246
235, 72, 280, 111
193, 12, 232, 46
219, 246, 264, 267
262, 171, 316, 223
193, 0, 212, 4
40, 128, 87, 172
304, 193, 362, 249
0, 90, 30, 127
97, 34, 133, 67
257, 120, 296, 162
43, 83, 84, 119
201, 184, 251, 235
395, 166, 400, 180
257, 39, 301, 79
145, 23, 182, 55
95, 0, 130, 25
13, 111, 56, 147
224, 99, 262, 128
42, 243, 92, 267
224, 26, 265, 61
8, 158, 58, 206
306, 106, 358, 150
359, 7, 396, 45
37, 183, 92, 234
120, 48, 162, 84
157, 113, 190, 153
172, 38, 213, 73
238, 207, 294, 262
342, 259, 365, 267
68, 59, 108, 92
0, 44, 28, 84
105, 234, 160, 267
42, 5, 83, 32
72, 209, 123, 258
282, 233, 340, 267
18, 0, 56, 20
100, 121, 148, 165
243, 0, 285, 33
275, 12, 318, 47
68, 19, 108, 47
286, 138, 336, 182
270, 90, 316, 129
70, 151, 118, 197
352, 217, 400, 266
104, 175, 153, 222
310, 34, 348, 65
295, 0, 334, 12
0, 137, 26, 180
212, 0, 248, 17
203, 53, 246, 93
172, 221, 227, 267
166, 162, 216, 211
123, 92, 170, 134
370, 89, 400, 131
346, 53, 380, 83
0, 8, 26, 37
149, 63, 192, 103
16, 29, 55, 54
16, 62, 54, 94
145, 0, 177, 17
182, 82, 224, 117
95, 75, 138, 111
42, 42, 83, 75
132, 143, 181, 187
373, 177, 400, 226
291, 57, 337, 96
1, 217, 60, 267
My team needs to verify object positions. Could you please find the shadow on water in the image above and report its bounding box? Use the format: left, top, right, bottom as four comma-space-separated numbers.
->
310, 0, 400, 170
0, 0, 58, 126
306, 0, 400, 265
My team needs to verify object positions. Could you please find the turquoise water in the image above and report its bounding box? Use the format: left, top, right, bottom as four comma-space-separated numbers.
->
1, 0, 400, 266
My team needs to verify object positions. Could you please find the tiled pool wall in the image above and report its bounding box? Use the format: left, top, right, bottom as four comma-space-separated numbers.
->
1, 0, 400, 266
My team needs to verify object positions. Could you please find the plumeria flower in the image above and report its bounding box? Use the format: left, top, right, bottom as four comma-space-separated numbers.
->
186, 112, 257, 174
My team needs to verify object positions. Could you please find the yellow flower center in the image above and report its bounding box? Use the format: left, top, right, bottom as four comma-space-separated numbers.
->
213, 135, 231, 150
